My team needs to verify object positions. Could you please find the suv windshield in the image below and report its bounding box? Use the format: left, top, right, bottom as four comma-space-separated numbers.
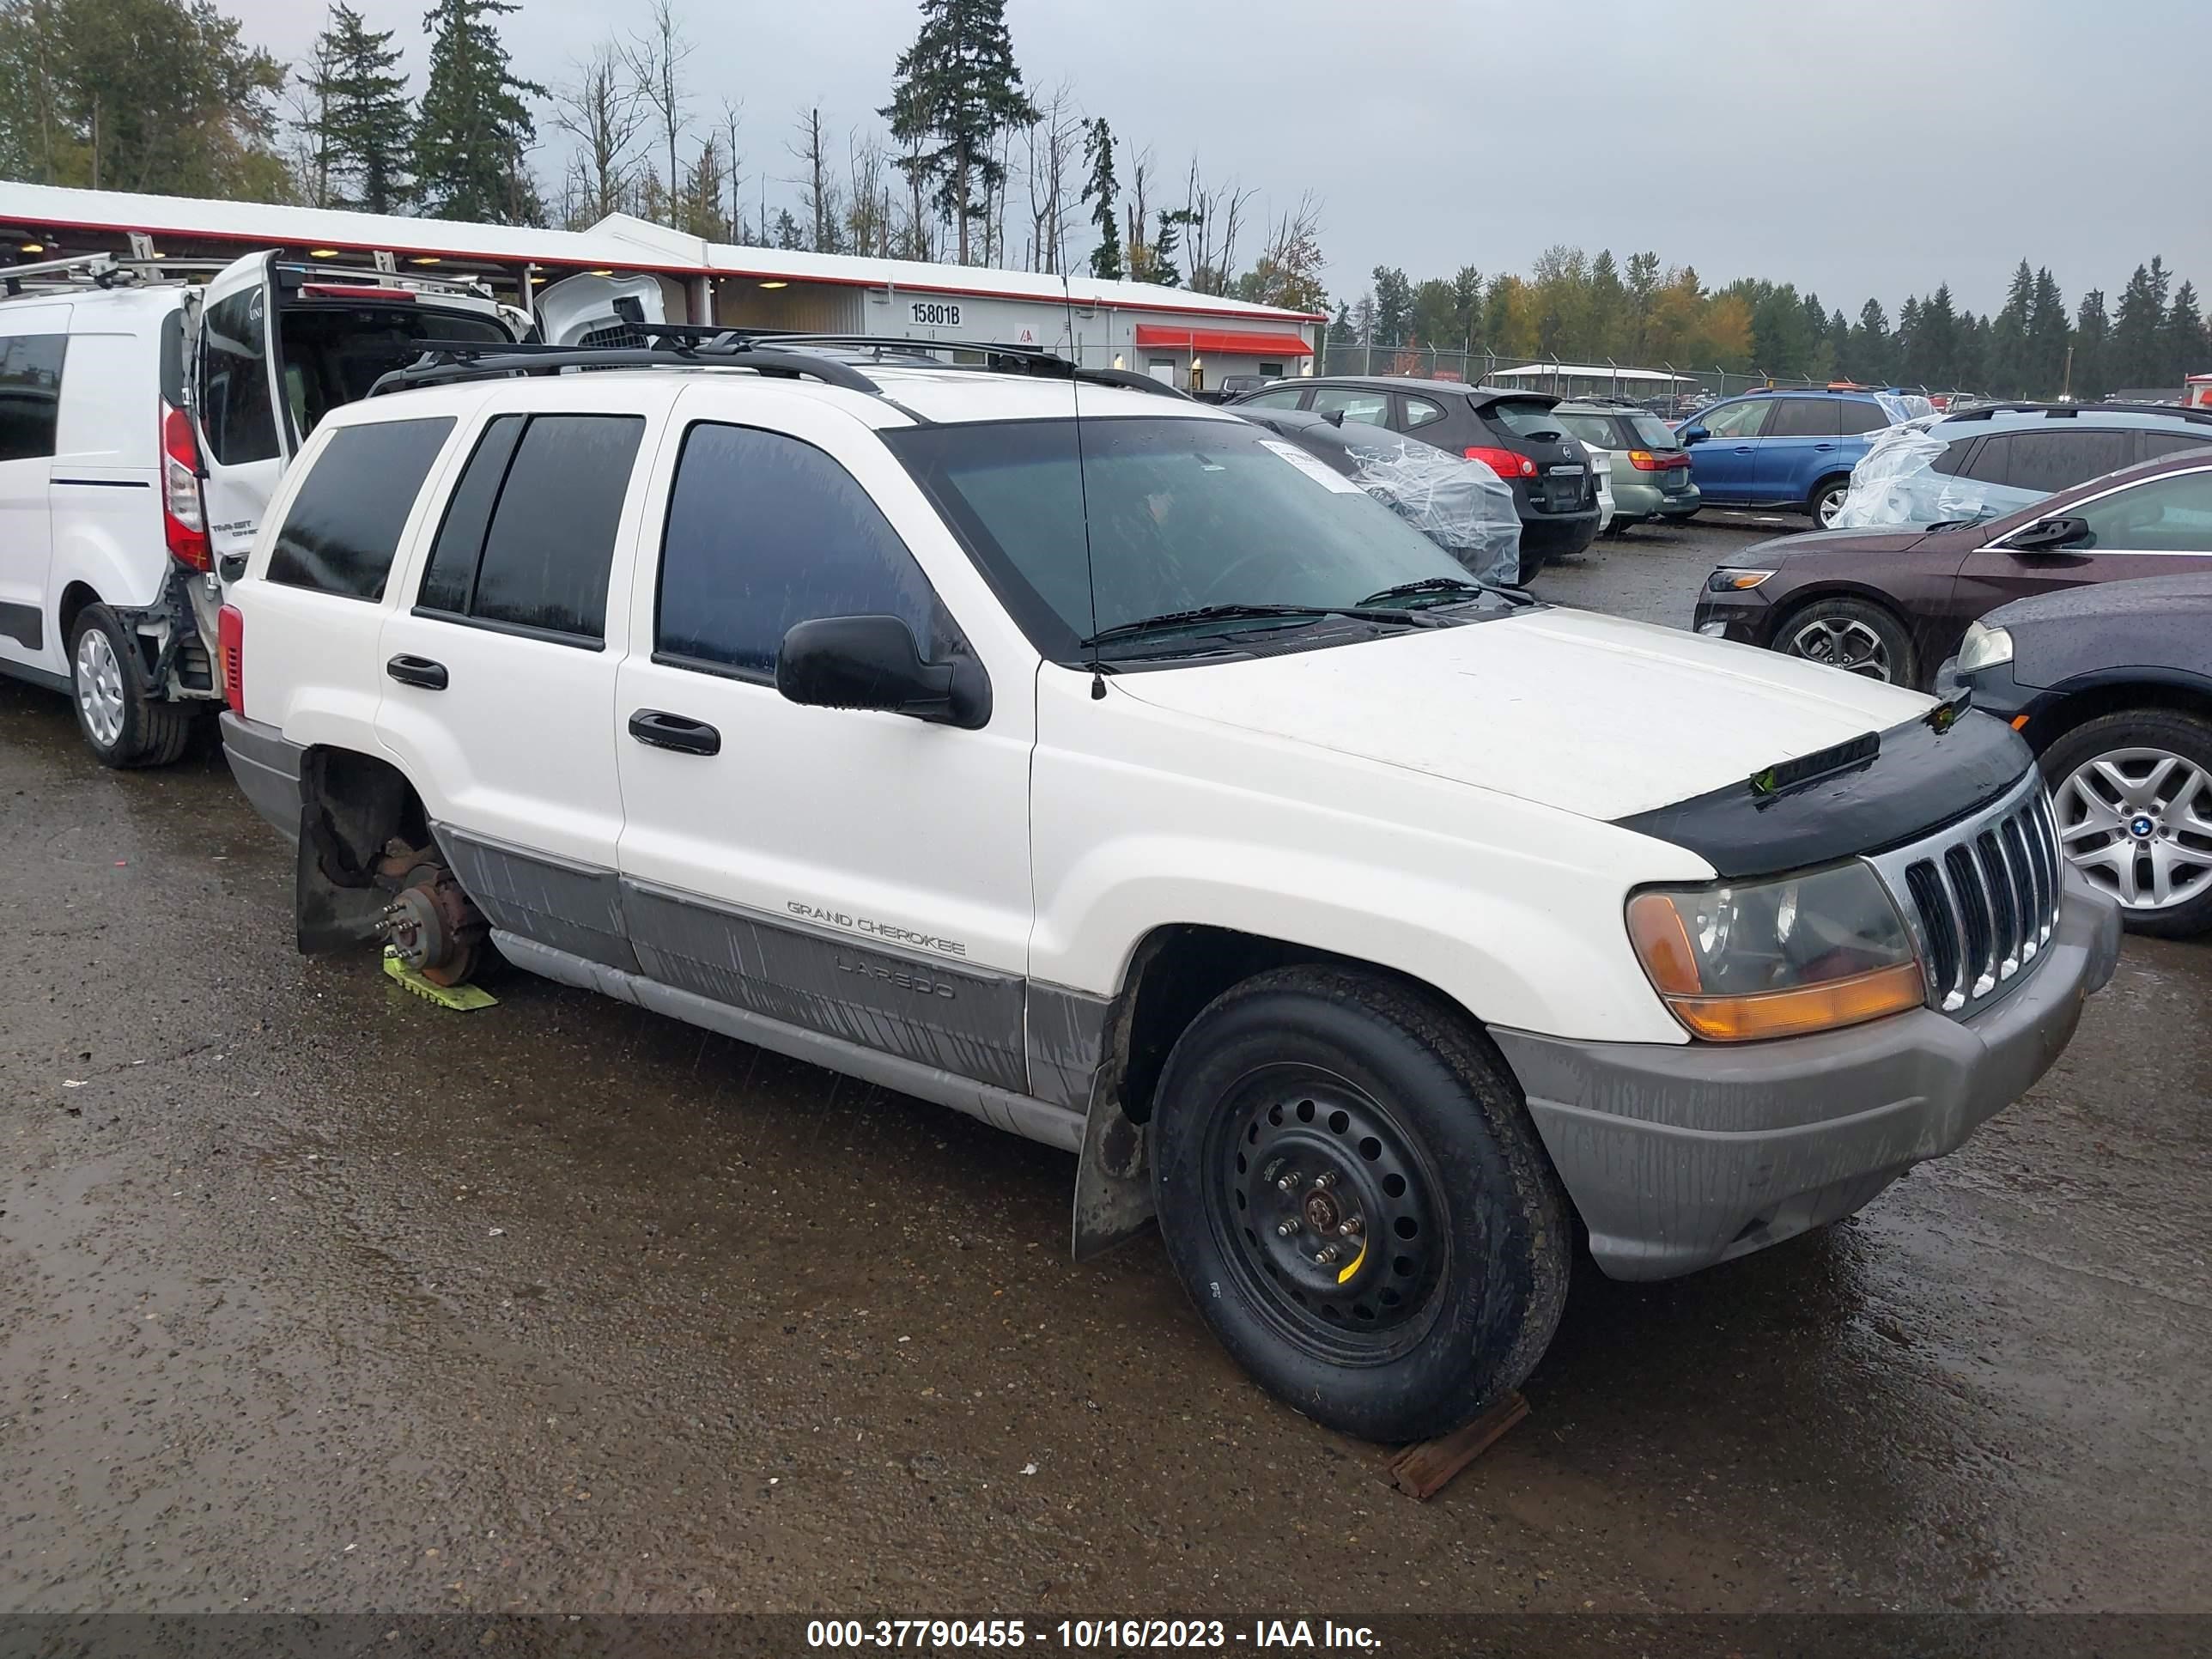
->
887, 416, 1492, 662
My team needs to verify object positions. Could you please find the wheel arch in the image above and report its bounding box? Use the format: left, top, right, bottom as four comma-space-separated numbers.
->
292, 741, 433, 953
2027, 673, 2212, 750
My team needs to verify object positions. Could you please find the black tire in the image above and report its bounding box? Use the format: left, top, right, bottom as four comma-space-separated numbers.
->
1808, 473, 1853, 527
2039, 707, 2212, 939
68, 604, 196, 769
1515, 546, 1548, 584
1776, 594, 1917, 687
1149, 964, 1571, 1443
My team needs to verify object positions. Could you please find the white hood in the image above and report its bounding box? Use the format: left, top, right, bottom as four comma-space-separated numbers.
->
1113, 607, 1934, 821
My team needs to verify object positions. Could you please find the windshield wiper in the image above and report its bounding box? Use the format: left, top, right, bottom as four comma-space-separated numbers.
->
1357, 576, 1491, 609
1083, 602, 1437, 650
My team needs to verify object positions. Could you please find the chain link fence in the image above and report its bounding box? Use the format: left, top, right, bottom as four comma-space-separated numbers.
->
1316, 338, 1972, 416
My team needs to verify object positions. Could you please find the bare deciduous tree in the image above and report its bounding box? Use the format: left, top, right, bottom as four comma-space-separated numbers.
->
789, 106, 842, 252
845, 133, 894, 258
622, 0, 692, 225
1019, 81, 1080, 274
550, 44, 645, 228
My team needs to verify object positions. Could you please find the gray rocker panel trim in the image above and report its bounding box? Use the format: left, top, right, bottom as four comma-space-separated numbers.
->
432, 823, 639, 975
494, 930, 1085, 1154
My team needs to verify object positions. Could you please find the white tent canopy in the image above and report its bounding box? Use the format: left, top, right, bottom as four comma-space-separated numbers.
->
1490, 362, 1694, 386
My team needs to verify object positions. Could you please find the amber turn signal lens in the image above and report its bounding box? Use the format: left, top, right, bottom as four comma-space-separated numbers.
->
1626, 890, 1703, 995
1662, 962, 1927, 1042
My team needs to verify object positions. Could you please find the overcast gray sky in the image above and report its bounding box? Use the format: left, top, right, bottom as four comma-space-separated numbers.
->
228, 0, 2209, 316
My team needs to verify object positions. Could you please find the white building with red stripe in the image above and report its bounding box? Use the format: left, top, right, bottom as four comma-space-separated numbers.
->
0, 182, 1319, 391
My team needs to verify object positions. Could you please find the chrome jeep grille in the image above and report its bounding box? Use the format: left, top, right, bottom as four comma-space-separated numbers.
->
1865, 769, 2062, 1018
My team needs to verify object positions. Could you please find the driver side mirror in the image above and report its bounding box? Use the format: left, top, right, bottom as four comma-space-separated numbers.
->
1680, 425, 1708, 445
2008, 514, 2090, 554
776, 615, 990, 729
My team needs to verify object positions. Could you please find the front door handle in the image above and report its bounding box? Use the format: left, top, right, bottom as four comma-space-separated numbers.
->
628, 708, 720, 757
1732, 445, 1756, 453
1814, 441, 1836, 451
386, 653, 447, 690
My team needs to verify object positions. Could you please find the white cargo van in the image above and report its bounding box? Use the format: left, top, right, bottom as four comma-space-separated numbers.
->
0, 250, 659, 764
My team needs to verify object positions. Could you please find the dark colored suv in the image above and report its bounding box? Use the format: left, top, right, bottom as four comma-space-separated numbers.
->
1231, 376, 1601, 565
1675, 389, 1903, 525
1692, 447, 2212, 689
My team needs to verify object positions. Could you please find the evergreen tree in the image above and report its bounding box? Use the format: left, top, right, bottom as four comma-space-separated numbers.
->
414, 0, 544, 223
2072, 289, 2111, 400
772, 208, 805, 250
304, 3, 414, 213
1450, 264, 1484, 349
1331, 300, 1353, 340
1370, 265, 1413, 343
1847, 298, 1892, 385
1990, 259, 2034, 396
880, 0, 1037, 265
2163, 280, 2207, 382
2027, 268, 2069, 398
1624, 250, 1661, 359
1587, 248, 1624, 358
2111, 259, 2169, 389
1079, 117, 1121, 280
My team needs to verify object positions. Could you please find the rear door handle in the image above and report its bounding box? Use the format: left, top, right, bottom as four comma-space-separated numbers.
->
628, 708, 721, 757
386, 653, 447, 690
1814, 442, 1837, 451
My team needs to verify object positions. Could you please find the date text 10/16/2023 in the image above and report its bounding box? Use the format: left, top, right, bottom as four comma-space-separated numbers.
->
805, 1619, 1382, 1650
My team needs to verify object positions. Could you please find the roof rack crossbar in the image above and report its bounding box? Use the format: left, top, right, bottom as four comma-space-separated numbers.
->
366, 343, 883, 398
1942, 400, 2212, 427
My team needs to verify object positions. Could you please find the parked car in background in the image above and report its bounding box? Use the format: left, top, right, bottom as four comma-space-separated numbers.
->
1942, 571, 2212, 937
1230, 376, 1601, 565
1674, 388, 1905, 526
1551, 399, 1700, 528
0, 249, 653, 766
1834, 402, 2212, 529
1216, 373, 1269, 400
1692, 447, 2212, 688
1231, 405, 1525, 586
1591, 445, 1615, 535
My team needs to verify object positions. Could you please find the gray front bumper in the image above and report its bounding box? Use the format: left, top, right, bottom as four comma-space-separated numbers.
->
219, 711, 306, 845
1493, 872, 2122, 1281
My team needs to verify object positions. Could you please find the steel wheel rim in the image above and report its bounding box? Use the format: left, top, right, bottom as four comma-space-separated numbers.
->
1203, 1063, 1449, 1366
2054, 745, 2212, 912
74, 629, 126, 749
1787, 616, 1893, 680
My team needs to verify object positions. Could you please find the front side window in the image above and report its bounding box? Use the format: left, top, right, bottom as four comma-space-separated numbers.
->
1700, 399, 1772, 440
417, 412, 643, 643
2069, 468, 2212, 552
655, 422, 948, 678
268, 417, 455, 600
200, 287, 279, 466
1766, 398, 1839, 438
0, 333, 67, 463
1311, 386, 1390, 426
888, 416, 1488, 664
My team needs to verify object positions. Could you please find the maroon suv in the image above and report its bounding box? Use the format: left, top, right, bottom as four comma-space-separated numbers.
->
1692, 448, 2212, 688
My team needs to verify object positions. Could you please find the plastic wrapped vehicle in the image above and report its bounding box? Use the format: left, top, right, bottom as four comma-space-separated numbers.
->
1234, 408, 1526, 585
1832, 421, 2041, 530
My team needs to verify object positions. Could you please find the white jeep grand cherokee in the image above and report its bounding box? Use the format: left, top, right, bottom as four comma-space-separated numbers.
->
217, 340, 2120, 1443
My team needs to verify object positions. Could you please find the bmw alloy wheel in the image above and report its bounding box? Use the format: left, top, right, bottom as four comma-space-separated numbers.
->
2053, 746, 2212, 913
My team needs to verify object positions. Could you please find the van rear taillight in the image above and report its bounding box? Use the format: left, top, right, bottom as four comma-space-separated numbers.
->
161, 402, 211, 571
1463, 445, 1538, 479
218, 603, 245, 715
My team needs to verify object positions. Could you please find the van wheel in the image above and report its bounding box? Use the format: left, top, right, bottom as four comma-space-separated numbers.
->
1809, 474, 1853, 527
70, 605, 195, 769
1779, 596, 1916, 686
1149, 964, 1570, 1443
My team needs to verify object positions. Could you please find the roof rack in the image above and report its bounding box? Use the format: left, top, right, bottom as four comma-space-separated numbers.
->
367, 331, 1195, 403
1941, 400, 2212, 427
1, 251, 221, 297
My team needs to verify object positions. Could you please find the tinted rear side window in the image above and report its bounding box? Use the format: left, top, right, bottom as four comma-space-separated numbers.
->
1768, 398, 1840, 437
1838, 399, 1892, 435
1627, 414, 1680, 449
200, 287, 279, 465
656, 422, 945, 678
2004, 428, 2135, 495
1937, 436, 1989, 479
2137, 429, 2212, 463
1552, 412, 1620, 450
266, 417, 455, 600
0, 333, 67, 462
417, 413, 642, 643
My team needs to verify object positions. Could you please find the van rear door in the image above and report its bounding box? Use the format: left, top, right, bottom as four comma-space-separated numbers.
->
191, 251, 289, 564
532, 270, 668, 346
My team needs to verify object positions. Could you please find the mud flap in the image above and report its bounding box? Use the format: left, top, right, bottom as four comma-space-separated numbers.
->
1071, 1085, 1152, 1262
295, 804, 387, 955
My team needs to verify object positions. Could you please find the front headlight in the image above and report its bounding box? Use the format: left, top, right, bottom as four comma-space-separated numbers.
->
1706, 568, 1775, 592
1626, 863, 1925, 1041
1955, 621, 2014, 674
